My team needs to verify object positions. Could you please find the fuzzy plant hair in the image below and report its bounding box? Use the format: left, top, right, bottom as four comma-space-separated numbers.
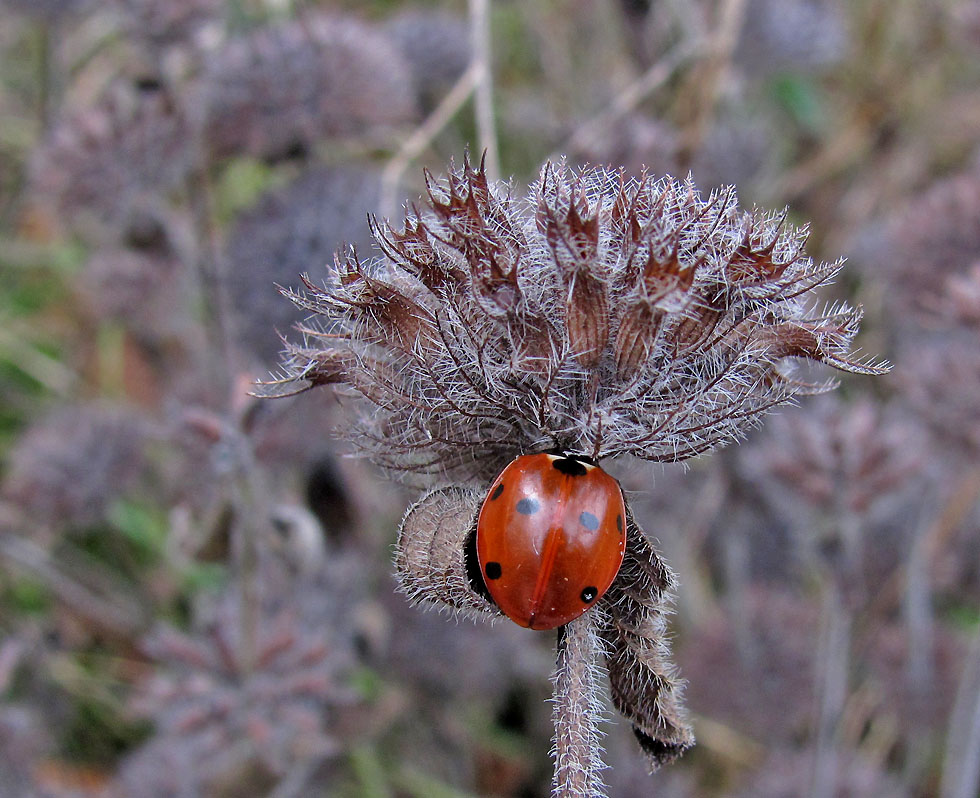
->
273, 156, 885, 483
266, 156, 887, 794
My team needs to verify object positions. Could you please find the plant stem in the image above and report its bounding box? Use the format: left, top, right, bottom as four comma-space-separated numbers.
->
810, 584, 851, 798
468, 0, 499, 181
552, 611, 607, 798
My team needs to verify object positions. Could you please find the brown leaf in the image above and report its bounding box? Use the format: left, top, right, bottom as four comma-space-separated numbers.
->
394, 486, 501, 618
598, 509, 694, 770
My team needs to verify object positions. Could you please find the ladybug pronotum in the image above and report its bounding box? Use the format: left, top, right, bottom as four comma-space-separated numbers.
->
474, 452, 627, 630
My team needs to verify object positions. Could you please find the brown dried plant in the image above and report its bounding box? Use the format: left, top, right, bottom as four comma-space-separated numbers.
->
266, 156, 886, 796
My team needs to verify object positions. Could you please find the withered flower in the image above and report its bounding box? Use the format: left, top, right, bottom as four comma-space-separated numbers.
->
199, 15, 416, 163
266, 157, 886, 792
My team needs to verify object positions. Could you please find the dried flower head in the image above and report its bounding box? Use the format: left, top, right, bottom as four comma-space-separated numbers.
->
742, 397, 922, 522
736, 0, 850, 75
81, 246, 190, 344
2, 403, 149, 532
867, 170, 980, 325
112, 0, 222, 50
224, 166, 381, 365
264, 158, 885, 786
275, 157, 885, 482
939, 261, 980, 326
896, 334, 980, 457
199, 15, 417, 162
30, 82, 193, 242
0, 0, 91, 22
384, 8, 470, 110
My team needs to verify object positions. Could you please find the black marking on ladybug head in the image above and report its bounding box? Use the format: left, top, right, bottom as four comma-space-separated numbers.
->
579, 511, 600, 531
580, 586, 598, 603
552, 457, 588, 477
464, 528, 494, 603
490, 483, 505, 501
485, 561, 502, 580
516, 497, 541, 515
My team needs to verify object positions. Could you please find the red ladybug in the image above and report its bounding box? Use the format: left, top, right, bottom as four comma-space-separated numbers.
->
475, 452, 627, 630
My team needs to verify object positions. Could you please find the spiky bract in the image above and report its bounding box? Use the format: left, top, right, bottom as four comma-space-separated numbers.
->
276, 158, 884, 482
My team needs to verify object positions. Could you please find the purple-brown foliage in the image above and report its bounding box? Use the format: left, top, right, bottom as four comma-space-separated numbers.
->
116, 556, 361, 798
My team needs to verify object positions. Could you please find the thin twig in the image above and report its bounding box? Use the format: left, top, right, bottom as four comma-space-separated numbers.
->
677, 0, 747, 161
185, 152, 234, 395
810, 585, 851, 798
554, 39, 702, 161
379, 0, 500, 218
469, 0, 500, 181
940, 624, 980, 798
380, 66, 478, 219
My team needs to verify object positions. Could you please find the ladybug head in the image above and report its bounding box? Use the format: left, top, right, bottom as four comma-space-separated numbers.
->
543, 448, 597, 477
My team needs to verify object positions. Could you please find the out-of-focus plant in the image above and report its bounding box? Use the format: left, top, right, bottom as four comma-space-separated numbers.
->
114, 553, 362, 798
198, 15, 417, 164
742, 397, 924, 798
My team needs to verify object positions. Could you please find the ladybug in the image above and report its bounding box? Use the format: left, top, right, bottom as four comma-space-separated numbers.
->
474, 452, 627, 630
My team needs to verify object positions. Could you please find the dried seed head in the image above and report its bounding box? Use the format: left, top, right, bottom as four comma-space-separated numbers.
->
113, 0, 222, 50
736, 0, 849, 75
384, 9, 470, 111
199, 15, 417, 162
271, 158, 885, 482
742, 397, 923, 519
0, 0, 91, 21
866, 169, 980, 326
2, 403, 149, 531
30, 82, 193, 243
896, 334, 980, 457
81, 246, 190, 346
119, 555, 361, 796
224, 166, 381, 365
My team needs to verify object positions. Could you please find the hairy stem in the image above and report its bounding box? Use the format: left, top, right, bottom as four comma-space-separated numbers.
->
552, 611, 607, 798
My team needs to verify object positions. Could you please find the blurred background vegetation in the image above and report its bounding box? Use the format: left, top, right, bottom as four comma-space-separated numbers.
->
1, 0, 979, 796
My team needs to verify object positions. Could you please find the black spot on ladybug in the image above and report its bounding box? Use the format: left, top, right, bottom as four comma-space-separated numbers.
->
552, 457, 588, 477
579, 511, 600, 531
485, 561, 503, 580
465, 529, 494, 603
580, 586, 598, 603
616, 514, 624, 533
490, 483, 504, 501
516, 497, 540, 515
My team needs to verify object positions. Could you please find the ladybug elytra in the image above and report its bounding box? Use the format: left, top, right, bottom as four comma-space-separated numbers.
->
474, 452, 627, 630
